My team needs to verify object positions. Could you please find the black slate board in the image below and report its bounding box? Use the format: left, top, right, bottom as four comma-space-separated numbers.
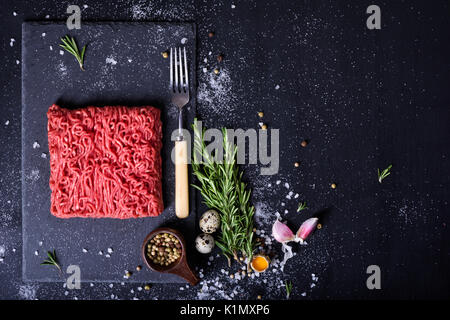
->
21, 22, 197, 283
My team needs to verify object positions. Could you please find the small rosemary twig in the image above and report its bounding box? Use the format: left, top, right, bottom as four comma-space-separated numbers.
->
59, 35, 86, 71
297, 201, 308, 212
285, 280, 293, 299
378, 164, 392, 183
41, 250, 62, 274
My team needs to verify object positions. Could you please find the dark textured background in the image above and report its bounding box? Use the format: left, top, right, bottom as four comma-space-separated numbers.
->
0, 0, 449, 300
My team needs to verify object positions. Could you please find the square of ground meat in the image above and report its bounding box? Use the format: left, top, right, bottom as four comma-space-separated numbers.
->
47, 104, 164, 218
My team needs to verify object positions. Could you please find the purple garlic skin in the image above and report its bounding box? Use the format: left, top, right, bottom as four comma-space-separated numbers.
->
272, 220, 295, 243
296, 217, 319, 242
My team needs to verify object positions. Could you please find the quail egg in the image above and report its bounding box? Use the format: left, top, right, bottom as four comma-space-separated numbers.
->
199, 209, 221, 234
195, 233, 215, 254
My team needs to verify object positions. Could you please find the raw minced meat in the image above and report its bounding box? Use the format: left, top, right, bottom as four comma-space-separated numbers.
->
47, 104, 164, 218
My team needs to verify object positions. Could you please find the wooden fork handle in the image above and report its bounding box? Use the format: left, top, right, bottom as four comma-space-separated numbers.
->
175, 140, 189, 219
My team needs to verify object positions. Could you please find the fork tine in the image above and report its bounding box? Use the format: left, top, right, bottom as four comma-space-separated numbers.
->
178, 47, 184, 93
169, 48, 173, 91
183, 47, 189, 91
174, 47, 179, 92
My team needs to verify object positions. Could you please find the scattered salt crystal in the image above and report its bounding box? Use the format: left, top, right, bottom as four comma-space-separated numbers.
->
16, 60, 20, 65
33, 141, 40, 149
130, 289, 134, 293
208, 51, 212, 55
109, 284, 113, 288
311, 283, 316, 288
83, 4, 88, 9
294, 193, 299, 199
181, 37, 187, 44
41, 33, 46, 37
301, 292, 306, 296
64, 291, 69, 296
98, 250, 103, 255
41, 153, 47, 159
106, 56, 117, 65
49, 46, 53, 51
12, 248, 16, 252
231, 4, 236, 9
10, 38, 15, 47
127, 58, 132, 63
268, 183, 272, 187
180, 287, 184, 290
105, 254, 111, 258
202, 67, 207, 73
276, 180, 281, 185
284, 182, 290, 189
13, 12, 17, 16
284, 210, 288, 214
38, 241, 43, 246
45, 15, 50, 19
208, 256, 214, 261
82, 248, 88, 253
5, 120, 9, 125
107, 248, 113, 253
275, 85, 280, 90
34, 251, 38, 256
281, 202, 285, 206
90, 283, 94, 287
59, 50, 64, 55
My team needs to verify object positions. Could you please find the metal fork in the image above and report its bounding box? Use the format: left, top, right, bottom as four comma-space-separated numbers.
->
170, 47, 190, 219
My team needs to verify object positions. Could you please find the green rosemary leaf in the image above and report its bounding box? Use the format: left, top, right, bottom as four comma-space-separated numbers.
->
59, 35, 86, 71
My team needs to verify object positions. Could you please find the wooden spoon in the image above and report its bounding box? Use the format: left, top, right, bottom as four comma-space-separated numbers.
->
142, 227, 199, 285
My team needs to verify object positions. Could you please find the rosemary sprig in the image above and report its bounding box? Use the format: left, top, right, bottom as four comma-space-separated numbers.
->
192, 119, 257, 270
41, 250, 62, 274
378, 164, 392, 183
285, 280, 293, 299
59, 35, 86, 71
297, 201, 308, 212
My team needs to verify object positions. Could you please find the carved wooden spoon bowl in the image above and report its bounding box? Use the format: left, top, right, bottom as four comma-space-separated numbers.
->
142, 227, 199, 285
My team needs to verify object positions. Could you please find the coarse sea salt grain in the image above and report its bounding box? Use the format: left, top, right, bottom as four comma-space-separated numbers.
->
275, 85, 280, 90
45, 15, 50, 19
34, 251, 39, 255
41, 153, 47, 159
5, 120, 9, 125
82, 248, 88, 253
107, 248, 113, 253
33, 141, 40, 149
13, 12, 18, 16
106, 56, 117, 65
181, 37, 187, 44
59, 50, 64, 55
276, 180, 281, 185
16, 60, 20, 65
284, 182, 290, 189
49, 46, 53, 51
41, 33, 46, 37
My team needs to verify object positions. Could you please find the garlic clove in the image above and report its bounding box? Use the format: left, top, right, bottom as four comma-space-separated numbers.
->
296, 217, 319, 243
272, 219, 295, 243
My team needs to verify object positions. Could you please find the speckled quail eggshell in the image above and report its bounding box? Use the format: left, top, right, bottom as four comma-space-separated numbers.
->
199, 209, 221, 234
195, 233, 215, 254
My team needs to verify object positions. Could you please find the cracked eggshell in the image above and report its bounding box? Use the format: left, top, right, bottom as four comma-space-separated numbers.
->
199, 209, 221, 234
195, 233, 215, 254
